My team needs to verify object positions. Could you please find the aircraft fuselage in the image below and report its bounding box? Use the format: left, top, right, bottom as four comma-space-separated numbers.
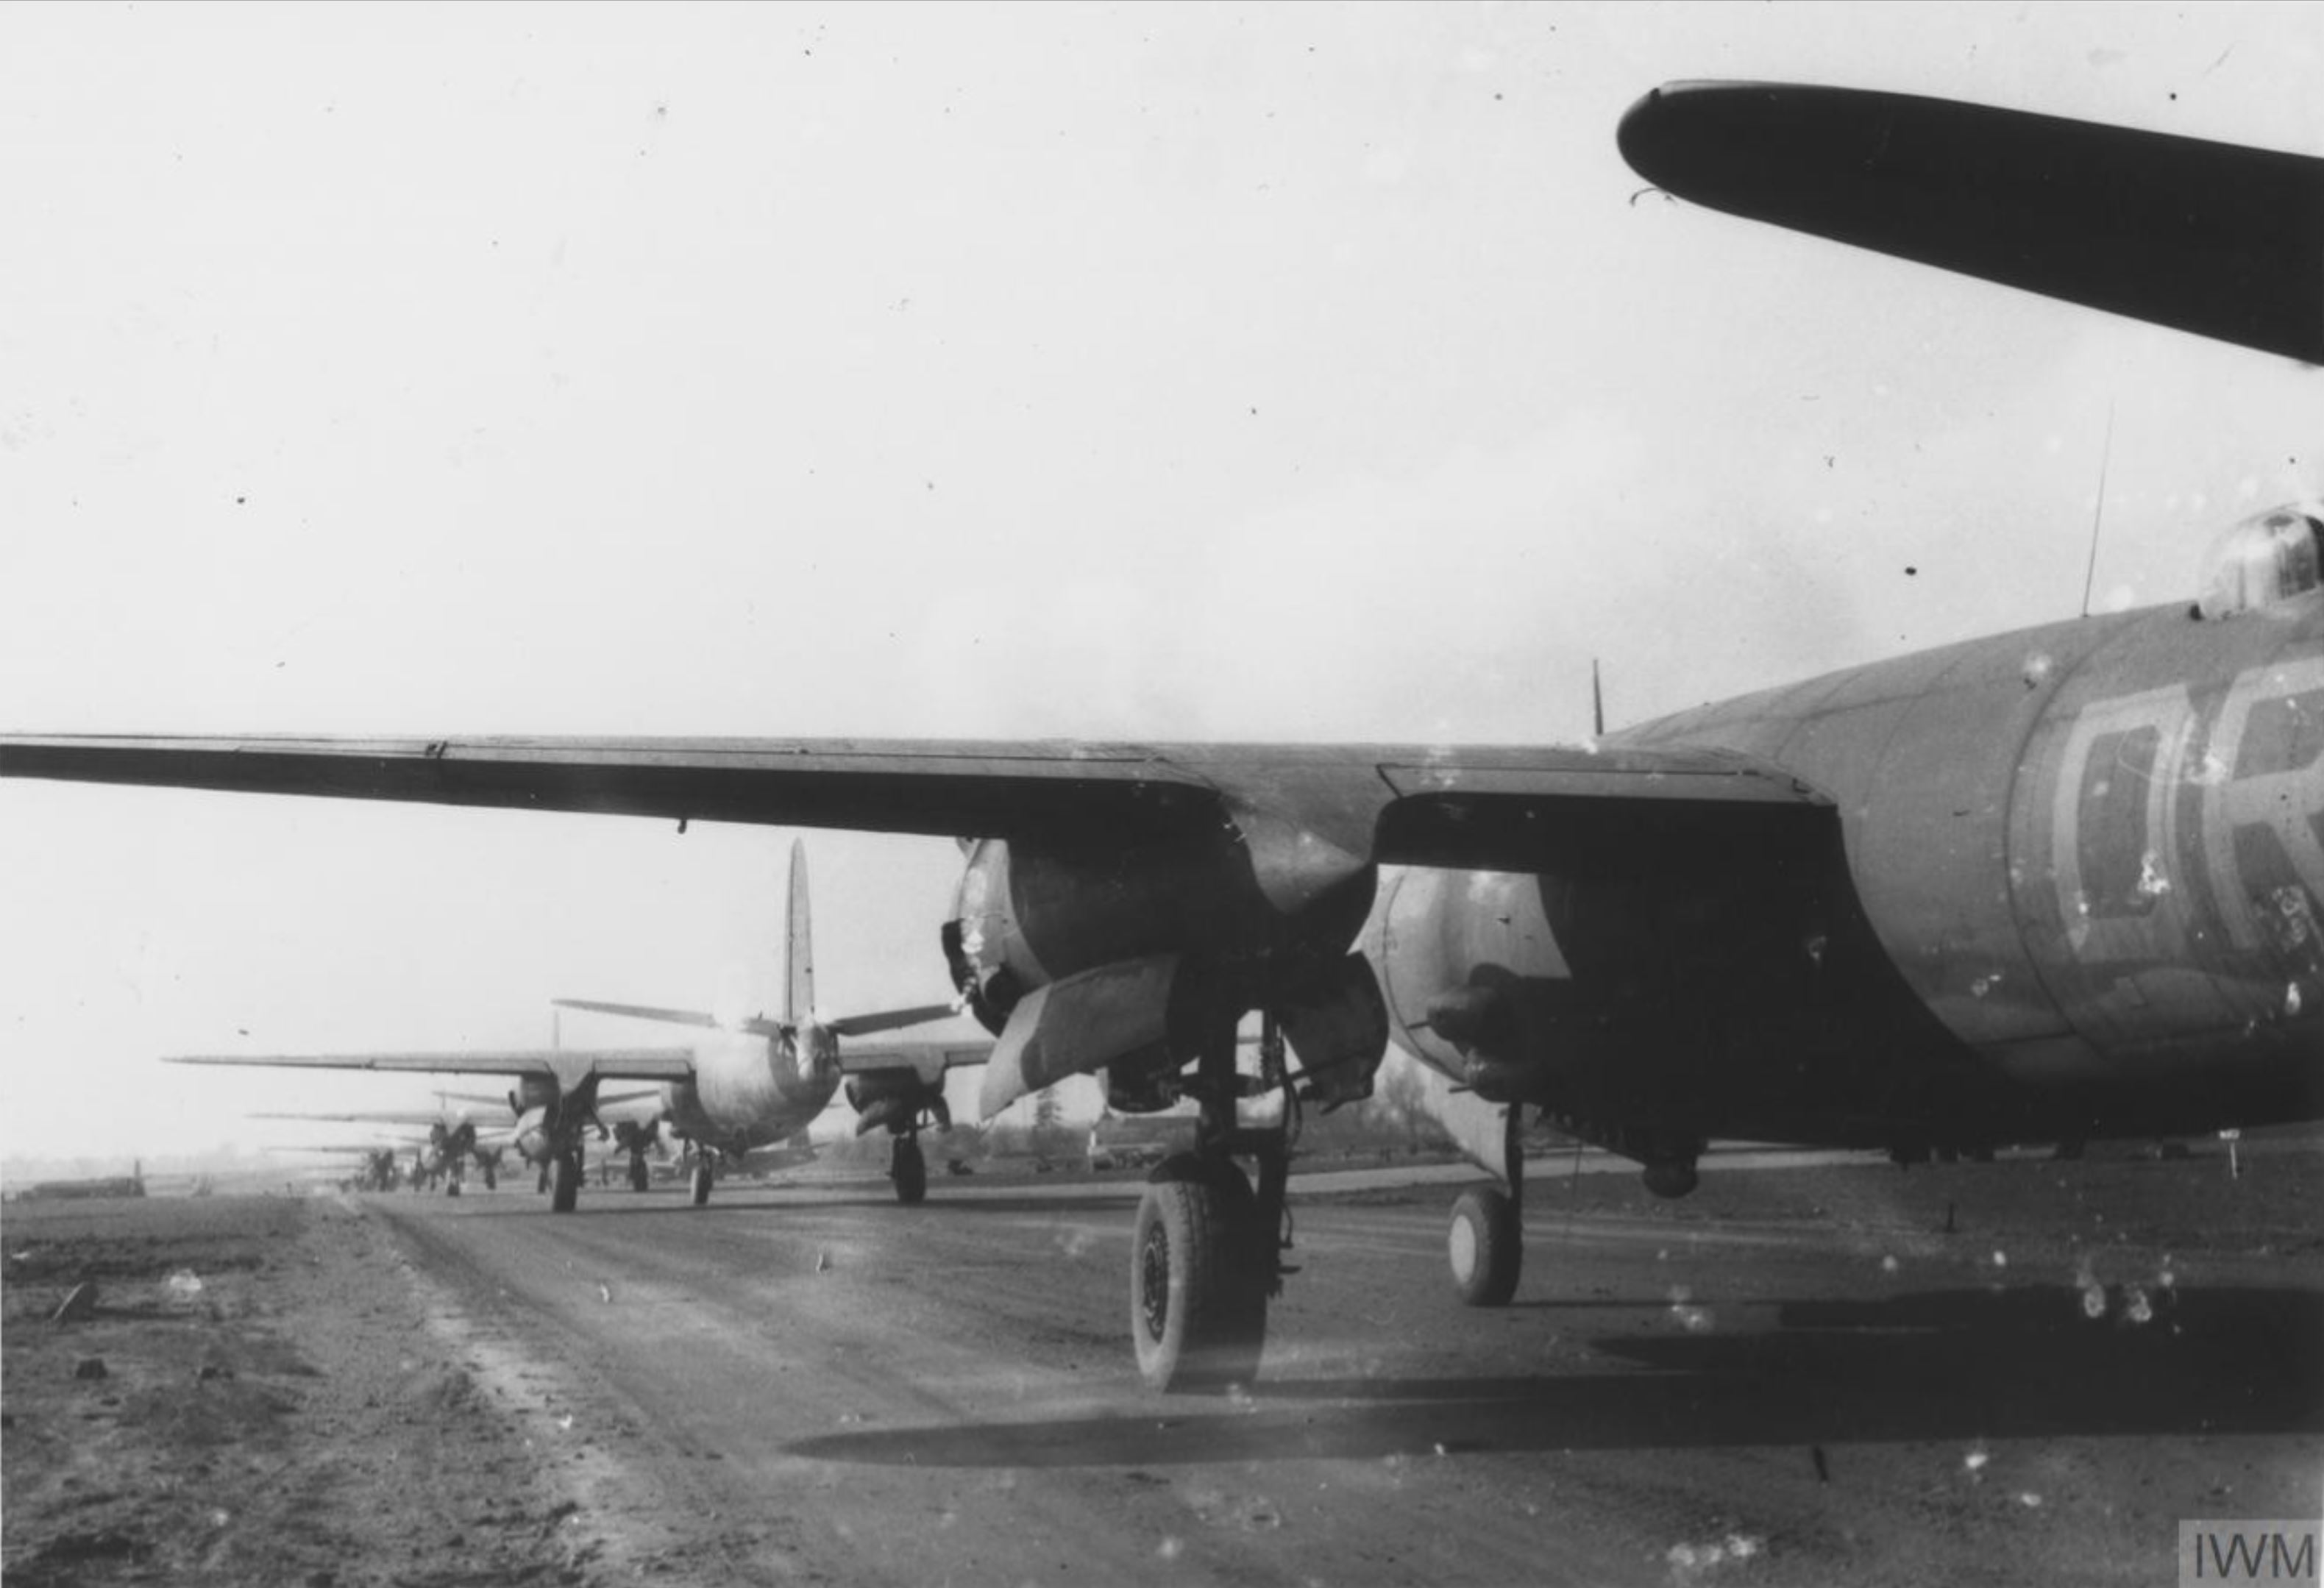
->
1372, 589, 2324, 1150
948, 586, 2321, 1155
508, 1034, 836, 1165
653, 1029, 837, 1158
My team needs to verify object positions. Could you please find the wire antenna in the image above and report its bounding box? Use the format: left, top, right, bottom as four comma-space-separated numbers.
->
2079, 399, 2117, 619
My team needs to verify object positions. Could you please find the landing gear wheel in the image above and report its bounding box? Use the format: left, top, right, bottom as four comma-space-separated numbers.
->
1131, 1158, 1268, 1394
1449, 1185, 1521, 1307
892, 1136, 928, 1206
482, 1163, 497, 1192
689, 1158, 714, 1207
446, 1180, 462, 1199
628, 1155, 650, 1193
550, 1149, 583, 1214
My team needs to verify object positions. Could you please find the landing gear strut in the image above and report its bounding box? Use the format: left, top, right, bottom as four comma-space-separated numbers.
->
550, 1147, 583, 1214
1129, 1013, 1290, 1393
890, 1134, 928, 1206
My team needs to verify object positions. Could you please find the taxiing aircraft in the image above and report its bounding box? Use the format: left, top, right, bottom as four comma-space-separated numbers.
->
171, 841, 984, 1210
5, 85, 2318, 1392
252, 1097, 523, 1193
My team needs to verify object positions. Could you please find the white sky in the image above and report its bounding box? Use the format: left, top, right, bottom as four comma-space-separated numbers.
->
2, 1, 2319, 1161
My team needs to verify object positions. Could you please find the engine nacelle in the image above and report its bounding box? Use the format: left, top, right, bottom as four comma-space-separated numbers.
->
511, 1106, 553, 1165
845, 1071, 947, 1136
945, 822, 1381, 1115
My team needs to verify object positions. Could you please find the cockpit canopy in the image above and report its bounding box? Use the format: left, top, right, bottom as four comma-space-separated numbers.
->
2197, 504, 2324, 619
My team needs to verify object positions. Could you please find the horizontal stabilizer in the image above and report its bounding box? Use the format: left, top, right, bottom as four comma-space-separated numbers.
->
552, 998, 783, 1039
827, 1003, 962, 1039
1618, 81, 2324, 363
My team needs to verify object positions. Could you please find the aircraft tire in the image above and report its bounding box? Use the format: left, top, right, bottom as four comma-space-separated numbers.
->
482, 1164, 497, 1192
1448, 1185, 1521, 1307
892, 1137, 928, 1206
1131, 1159, 1267, 1394
446, 1181, 461, 1198
550, 1150, 583, 1214
690, 1160, 713, 1207
628, 1155, 650, 1193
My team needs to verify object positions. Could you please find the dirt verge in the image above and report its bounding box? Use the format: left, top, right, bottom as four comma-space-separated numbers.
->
4, 1192, 594, 1588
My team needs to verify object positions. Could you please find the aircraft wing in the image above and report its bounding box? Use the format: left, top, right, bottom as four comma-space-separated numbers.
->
250, 1109, 472, 1127
837, 1039, 992, 1086
0, 733, 1826, 874
168, 1047, 697, 1083
1617, 80, 2324, 363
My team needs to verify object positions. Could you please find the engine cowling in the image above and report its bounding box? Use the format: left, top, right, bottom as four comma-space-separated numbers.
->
845, 1071, 950, 1136
945, 815, 1381, 1116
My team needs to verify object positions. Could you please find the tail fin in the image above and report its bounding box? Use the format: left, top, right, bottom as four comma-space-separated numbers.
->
783, 837, 814, 1030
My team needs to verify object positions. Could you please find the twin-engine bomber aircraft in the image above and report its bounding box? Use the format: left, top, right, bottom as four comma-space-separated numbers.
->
250, 1101, 516, 1193
7, 84, 2320, 1391
171, 841, 985, 1209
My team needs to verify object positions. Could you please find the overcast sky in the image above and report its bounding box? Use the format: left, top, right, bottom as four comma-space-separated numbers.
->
3, 2, 2317, 1163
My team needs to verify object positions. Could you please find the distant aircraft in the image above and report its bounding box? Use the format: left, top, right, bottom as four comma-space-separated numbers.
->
251, 1094, 532, 1193
263, 1142, 405, 1192
173, 841, 985, 1211
6, 84, 2318, 1390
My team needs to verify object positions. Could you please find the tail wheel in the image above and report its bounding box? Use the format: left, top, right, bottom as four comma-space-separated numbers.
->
1448, 1185, 1521, 1306
689, 1159, 713, 1207
628, 1154, 650, 1192
550, 1150, 583, 1214
892, 1136, 928, 1206
1131, 1158, 1268, 1393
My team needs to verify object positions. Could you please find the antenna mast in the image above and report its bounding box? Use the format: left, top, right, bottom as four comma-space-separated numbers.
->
1591, 658, 1606, 738
2078, 400, 2117, 619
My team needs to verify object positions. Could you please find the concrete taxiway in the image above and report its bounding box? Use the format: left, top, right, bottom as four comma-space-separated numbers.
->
350, 1146, 2320, 1587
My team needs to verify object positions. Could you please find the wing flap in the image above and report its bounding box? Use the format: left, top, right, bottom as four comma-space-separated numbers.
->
1374, 746, 1833, 874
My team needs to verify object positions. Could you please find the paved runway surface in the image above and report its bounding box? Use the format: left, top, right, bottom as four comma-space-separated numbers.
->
366, 1150, 2323, 1586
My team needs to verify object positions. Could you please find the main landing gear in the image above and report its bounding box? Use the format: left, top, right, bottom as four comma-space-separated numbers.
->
890, 1134, 928, 1206
1128, 1016, 1294, 1394
1440, 1116, 1702, 1305
550, 1146, 583, 1214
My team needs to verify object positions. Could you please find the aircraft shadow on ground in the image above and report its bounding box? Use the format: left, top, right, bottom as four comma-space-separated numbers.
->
786, 1285, 2323, 1467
